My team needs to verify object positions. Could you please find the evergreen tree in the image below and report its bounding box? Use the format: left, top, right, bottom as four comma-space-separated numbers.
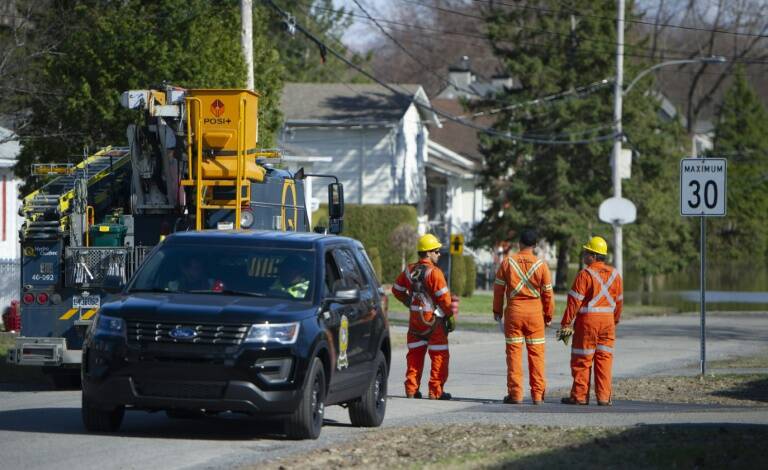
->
15, 0, 284, 183
708, 67, 768, 263
474, 0, 695, 291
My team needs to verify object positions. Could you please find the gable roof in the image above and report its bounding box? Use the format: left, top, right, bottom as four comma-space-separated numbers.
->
428, 99, 495, 164
281, 83, 437, 125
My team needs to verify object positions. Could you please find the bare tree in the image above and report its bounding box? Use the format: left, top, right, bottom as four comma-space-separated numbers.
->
389, 223, 419, 270
634, 0, 768, 135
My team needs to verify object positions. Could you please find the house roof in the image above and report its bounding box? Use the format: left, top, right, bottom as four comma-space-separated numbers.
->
281, 83, 435, 125
0, 126, 20, 169
428, 99, 495, 164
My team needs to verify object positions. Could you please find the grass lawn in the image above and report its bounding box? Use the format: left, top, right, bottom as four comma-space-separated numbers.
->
388, 290, 678, 325
263, 423, 768, 469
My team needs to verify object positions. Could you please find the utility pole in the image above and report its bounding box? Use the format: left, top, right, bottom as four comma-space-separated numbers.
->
241, 0, 254, 91
612, 0, 625, 277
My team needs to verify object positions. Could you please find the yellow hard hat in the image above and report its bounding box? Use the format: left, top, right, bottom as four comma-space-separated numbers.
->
582, 236, 608, 255
417, 234, 442, 252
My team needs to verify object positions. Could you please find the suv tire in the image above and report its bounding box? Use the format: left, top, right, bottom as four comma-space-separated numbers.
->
286, 357, 325, 440
348, 350, 387, 427
82, 396, 124, 432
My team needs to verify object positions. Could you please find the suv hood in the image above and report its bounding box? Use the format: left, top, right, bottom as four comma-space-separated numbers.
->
99, 293, 316, 324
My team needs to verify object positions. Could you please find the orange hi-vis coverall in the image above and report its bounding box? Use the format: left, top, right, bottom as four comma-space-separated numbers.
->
392, 259, 453, 398
493, 249, 555, 402
561, 261, 623, 404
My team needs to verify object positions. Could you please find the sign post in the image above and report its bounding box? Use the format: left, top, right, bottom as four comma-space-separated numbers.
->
680, 157, 727, 376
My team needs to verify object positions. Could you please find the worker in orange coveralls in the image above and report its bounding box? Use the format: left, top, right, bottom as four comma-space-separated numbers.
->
493, 229, 554, 405
560, 236, 623, 406
392, 234, 457, 400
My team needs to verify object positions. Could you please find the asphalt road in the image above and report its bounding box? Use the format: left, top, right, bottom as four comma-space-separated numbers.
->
1, 314, 766, 469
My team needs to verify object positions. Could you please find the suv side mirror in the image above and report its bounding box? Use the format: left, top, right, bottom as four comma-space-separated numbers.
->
328, 183, 344, 234
329, 288, 359, 304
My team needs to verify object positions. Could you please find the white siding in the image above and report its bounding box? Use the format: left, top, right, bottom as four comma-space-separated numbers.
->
0, 169, 21, 260
280, 126, 397, 205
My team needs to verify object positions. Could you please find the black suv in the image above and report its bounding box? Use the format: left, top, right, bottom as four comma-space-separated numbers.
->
81, 230, 390, 439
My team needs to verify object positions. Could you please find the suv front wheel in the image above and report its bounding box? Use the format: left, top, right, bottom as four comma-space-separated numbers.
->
286, 357, 326, 440
82, 395, 125, 432
348, 350, 387, 427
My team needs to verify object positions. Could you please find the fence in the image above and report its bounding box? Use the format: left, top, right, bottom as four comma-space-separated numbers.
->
0, 259, 20, 310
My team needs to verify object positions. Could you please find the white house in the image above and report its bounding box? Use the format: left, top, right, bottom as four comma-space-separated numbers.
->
0, 126, 22, 309
0, 126, 22, 260
279, 82, 482, 236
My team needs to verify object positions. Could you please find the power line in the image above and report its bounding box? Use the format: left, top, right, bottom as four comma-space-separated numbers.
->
472, 0, 768, 39
349, 0, 484, 98
299, 1, 768, 66
264, 0, 618, 145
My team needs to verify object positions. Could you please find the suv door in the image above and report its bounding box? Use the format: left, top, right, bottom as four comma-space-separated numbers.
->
331, 247, 375, 372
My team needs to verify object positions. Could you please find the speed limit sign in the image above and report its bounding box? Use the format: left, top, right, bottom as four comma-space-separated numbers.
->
680, 158, 727, 216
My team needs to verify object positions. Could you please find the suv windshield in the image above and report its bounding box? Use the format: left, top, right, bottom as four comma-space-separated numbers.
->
129, 244, 315, 301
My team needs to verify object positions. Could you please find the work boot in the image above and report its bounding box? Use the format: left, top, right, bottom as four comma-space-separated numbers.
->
597, 400, 613, 407
532, 399, 544, 405
561, 397, 588, 405
430, 392, 451, 400
406, 391, 422, 399
503, 395, 522, 404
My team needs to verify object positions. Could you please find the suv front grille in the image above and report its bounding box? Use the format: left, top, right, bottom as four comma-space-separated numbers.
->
133, 380, 226, 399
126, 321, 249, 346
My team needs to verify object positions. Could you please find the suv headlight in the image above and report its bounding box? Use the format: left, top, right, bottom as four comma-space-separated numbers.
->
245, 322, 300, 345
94, 313, 126, 338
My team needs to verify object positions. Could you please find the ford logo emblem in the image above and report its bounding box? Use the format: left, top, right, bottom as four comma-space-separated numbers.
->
169, 327, 198, 340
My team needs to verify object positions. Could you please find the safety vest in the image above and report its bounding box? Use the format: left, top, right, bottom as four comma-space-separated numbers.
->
569, 266, 622, 314
393, 262, 449, 336
495, 256, 551, 300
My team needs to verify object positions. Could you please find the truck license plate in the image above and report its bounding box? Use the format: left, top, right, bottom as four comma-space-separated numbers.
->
73, 295, 100, 309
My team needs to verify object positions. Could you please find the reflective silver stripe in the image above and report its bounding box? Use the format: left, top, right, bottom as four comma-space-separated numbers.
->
596, 344, 614, 353
526, 337, 546, 345
505, 336, 525, 344
428, 344, 449, 351
617, 294, 623, 301
578, 306, 615, 313
543, 284, 553, 291
434, 287, 449, 297
410, 304, 433, 312
569, 290, 585, 301
494, 278, 506, 286
407, 340, 428, 349
392, 283, 407, 292
585, 267, 618, 308
571, 347, 595, 355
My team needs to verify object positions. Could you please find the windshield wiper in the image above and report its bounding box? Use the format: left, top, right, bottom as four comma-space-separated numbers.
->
127, 287, 170, 294
186, 289, 267, 297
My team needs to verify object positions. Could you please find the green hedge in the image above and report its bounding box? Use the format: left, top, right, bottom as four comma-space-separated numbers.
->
450, 254, 466, 294
463, 255, 477, 297
367, 246, 383, 281
312, 204, 418, 281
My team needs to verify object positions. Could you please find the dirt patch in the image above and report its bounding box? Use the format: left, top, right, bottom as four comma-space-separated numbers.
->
260, 423, 768, 469
610, 374, 768, 407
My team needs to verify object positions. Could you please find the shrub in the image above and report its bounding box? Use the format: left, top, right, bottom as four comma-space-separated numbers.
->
312, 204, 418, 281
450, 254, 466, 295
463, 255, 477, 297
367, 246, 383, 281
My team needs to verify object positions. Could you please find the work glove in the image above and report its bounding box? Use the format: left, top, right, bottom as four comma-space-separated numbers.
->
445, 315, 456, 333
556, 326, 574, 346
450, 294, 460, 317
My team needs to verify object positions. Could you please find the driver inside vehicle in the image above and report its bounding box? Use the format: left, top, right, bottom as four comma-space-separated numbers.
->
272, 256, 311, 299
177, 256, 212, 291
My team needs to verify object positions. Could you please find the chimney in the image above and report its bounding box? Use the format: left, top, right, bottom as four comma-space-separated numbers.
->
448, 56, 474, 95
491, 75, 514, 90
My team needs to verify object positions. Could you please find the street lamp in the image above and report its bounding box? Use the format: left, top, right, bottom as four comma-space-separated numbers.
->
610, 2, 726, 279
